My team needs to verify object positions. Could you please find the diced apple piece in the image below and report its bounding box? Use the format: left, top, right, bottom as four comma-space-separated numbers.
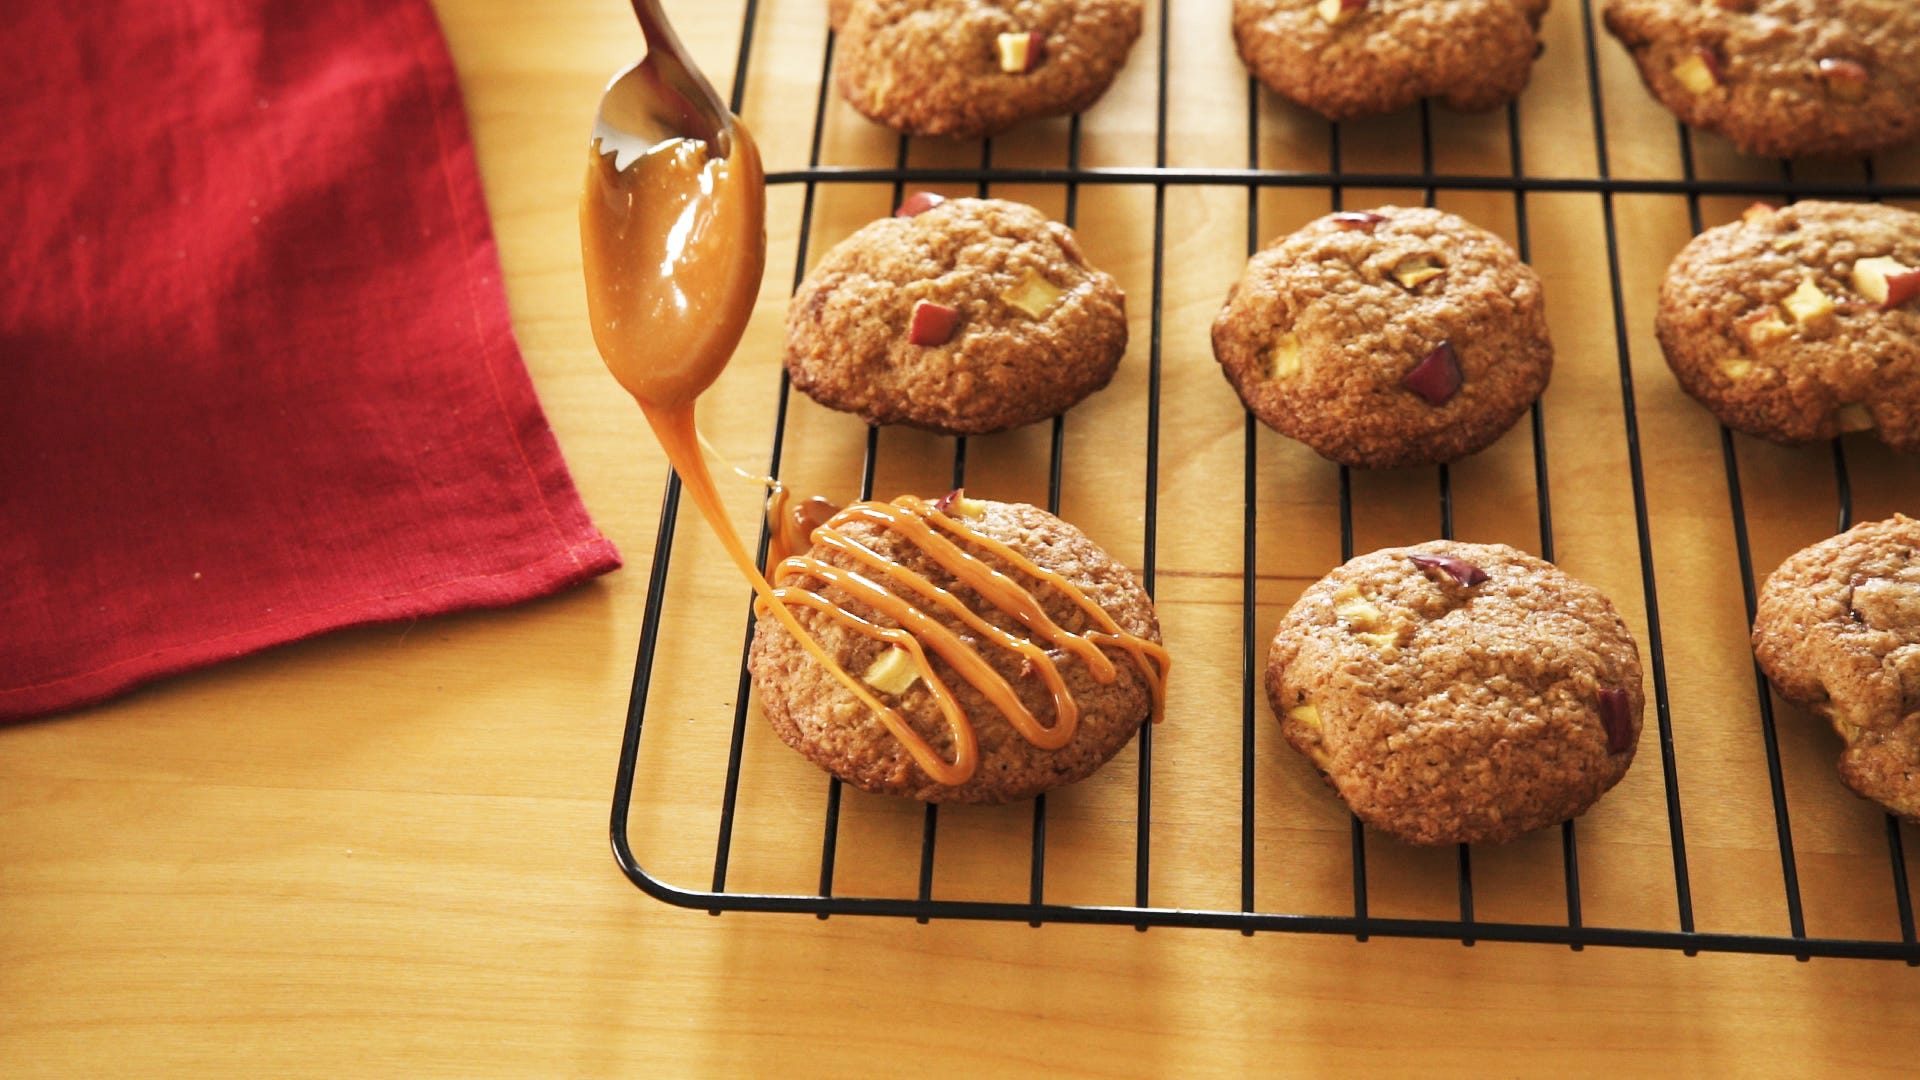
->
996, 30, 1044, 74
1005, 270, 1063, 317
783, 495, 841, 556
1672, 48, 1721, 94
1331, 211, 1387, 231
1851, 255, 1920, 309
895, 191, 947, 217
1836, 404, 1875, 433
1737, 310, 1791, 351
1852, 255, 1903, 304
1407, 552, 1489, 587
1781, 277, 1834, 330
1741, 201, 1776, 225
861, 646, 921, 695
1271, 333, 1303, 378
1286, 705, 1332, 768
1719, 357, 1754, 381
1316, 0, 1365, 25
1402, 340, 1463, 405
1885, 270, 1920, 309
1332, 586, 1400, 648
1819, 57, 1869, 102
1598, 688, 1633, 753
908, 299, 960, 346
1846, 575, 1907, 631
1391, 255, 1445, 290
933, 487, 988, 518
1332, 585, 1384, 629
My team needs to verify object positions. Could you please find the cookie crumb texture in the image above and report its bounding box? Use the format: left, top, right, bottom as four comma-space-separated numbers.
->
1602, 0, 1920, 158
1267, 542, 1644, 846
786, 197, 1128, 435
833, 0, 1143, 138
1656, 200, 1920, 451
1232, 0, 1550, 121
1212, 206, 1552, 469
748, 500, 1160, 803
1753, 515, 1920, 818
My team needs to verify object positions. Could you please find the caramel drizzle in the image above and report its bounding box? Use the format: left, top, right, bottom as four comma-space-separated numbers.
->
764, 494, 1169, 787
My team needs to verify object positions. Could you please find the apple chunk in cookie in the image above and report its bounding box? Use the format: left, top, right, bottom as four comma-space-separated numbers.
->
995, 31, 1045, 74
1853, 257, 1920, 311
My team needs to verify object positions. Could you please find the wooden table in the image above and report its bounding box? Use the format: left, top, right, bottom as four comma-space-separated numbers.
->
6, 0, 1918, 1074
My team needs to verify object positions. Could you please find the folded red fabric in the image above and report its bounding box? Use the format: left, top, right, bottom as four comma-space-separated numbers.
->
0, 0, 621, 721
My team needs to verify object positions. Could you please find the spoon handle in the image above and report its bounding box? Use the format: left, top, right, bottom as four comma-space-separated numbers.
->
627, 0, 677, 60
626, 0, 731, 152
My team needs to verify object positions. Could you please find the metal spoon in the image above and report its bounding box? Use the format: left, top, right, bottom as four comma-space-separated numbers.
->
592, 0, 738, 170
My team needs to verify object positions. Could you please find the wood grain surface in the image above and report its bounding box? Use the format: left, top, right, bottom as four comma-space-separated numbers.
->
5, 0, 1918, 1075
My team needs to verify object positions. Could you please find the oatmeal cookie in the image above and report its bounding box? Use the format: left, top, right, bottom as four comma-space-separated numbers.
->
1753, 515, 1920, 818
1602, 0, 1920, 158
748, 497, 1161, 803
1212, 205, 1552, 469
1266, 541, 1644, 845
786, 195, 1128, 435
1655, 200, 1920, 451
1232, 0, 1550, 121
833, 0, 1143, 138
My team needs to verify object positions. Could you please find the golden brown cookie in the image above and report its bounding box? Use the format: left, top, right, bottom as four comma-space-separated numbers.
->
1754, 515, 1920, 818
786, 195, 1127, 435
833, 0, 1143, 138
1267, 542, 1644, 846
1655, 200, 1920, 451
1212, 206, 1552, 469
1602, 0, 1920, 159
1232, 0, 1550, 121
748, 496, 1162, 803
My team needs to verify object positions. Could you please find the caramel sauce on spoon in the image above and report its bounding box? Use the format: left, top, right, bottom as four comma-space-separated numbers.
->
581, 119, 1166, 790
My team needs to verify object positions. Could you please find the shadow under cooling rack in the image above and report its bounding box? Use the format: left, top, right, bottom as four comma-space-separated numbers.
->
610, 0, 1920, 962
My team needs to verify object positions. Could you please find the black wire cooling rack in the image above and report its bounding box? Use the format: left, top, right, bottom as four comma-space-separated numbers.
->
610, 0, 1920, 960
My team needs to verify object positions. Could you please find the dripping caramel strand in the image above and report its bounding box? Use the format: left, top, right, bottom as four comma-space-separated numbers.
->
764, 495, 1171, 785
763, 483, 840, 572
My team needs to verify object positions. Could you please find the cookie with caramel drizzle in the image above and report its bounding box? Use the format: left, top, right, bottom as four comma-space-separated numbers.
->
749, 493, 1166, 803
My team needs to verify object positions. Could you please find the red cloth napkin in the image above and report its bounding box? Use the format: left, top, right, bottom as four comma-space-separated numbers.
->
0, 0, 621, 721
